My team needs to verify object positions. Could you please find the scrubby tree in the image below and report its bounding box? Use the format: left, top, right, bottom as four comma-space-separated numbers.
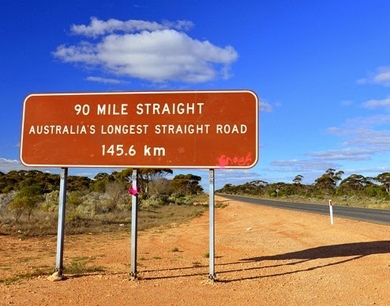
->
325, 168, 344, 185
112, 169, 133, 183
149, 178, 173, 197
293, 174, 304, 185
375, 172, 390, 196
109, 168, 173, 196
104, 181, 127, 211
138, 169, 173, 194
338, 174, 373, 196
67, 175, 92, 191
172, 174, 203, 195
9, 185, 43, 221
314, 168, 344, 195
90, 172, 114, 192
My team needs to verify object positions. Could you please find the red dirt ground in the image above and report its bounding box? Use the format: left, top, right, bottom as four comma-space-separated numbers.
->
1, 196, 390, 305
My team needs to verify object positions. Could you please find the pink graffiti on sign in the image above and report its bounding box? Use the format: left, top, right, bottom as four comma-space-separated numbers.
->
128, 185, 140, 196
218, 153, 253, 168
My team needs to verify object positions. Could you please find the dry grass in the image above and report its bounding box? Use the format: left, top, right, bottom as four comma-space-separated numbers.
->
0, 195, 211, 237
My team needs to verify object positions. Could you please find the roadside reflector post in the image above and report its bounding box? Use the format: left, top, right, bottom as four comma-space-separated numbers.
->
329, 200, 334, 225
49, 167, 68, 281
130, 169, 139, 280
209, 169, 216, 281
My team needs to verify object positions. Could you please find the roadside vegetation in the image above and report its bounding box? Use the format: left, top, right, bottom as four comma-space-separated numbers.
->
3, 167, 390, 238
0, 168, 208, 237
217, 168, 390, 209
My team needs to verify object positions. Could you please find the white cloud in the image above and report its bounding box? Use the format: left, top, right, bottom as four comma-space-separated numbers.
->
357, 66, 390, 86
346, 166, 390, 175
268, 116, 390, 182
265, 159, 341, 184
85, 76, 125, 84
373, 67, 390, 84
342, 129, 390, 150
268, 150, 390, 181
214, 169, 262, 189
71, 17, 193, 37
270, 159, 340, 172
0, 158, 28, 173
260, 99, 273, 112
53, 18, 238, 83
306, 148, 375, 161
362, 97, 390, 110
327, 113, 390, 153
344, 114, 390, 127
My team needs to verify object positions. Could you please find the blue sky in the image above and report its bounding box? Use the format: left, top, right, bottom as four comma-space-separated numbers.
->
1, 0, 390, 190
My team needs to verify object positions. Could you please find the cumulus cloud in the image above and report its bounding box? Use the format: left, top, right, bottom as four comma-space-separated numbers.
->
71, 17, 194, 37
357, 66, 390, 86
362, 97, 390, 110
0, 158, 28, 173
260, 99, 273, 112
53, 17, 238, 83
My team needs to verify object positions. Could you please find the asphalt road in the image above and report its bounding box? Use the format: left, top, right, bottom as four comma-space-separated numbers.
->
219, 194, 390, 226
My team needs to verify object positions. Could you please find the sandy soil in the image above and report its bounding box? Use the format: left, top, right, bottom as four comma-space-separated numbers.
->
1, 196, 390, 306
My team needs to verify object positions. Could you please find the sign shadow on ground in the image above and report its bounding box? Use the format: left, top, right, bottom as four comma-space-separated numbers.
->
215, 241, 390, 283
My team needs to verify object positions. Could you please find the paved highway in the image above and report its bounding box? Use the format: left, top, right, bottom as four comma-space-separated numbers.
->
219, 194, 390, 226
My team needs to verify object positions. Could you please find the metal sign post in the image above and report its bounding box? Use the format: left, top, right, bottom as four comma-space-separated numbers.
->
209, 169, 216, 281
56, 167, 68, 275
130, 169, 139, 279
48, 167, 68, 281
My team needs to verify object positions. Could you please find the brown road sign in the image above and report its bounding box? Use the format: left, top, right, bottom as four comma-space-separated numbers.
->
20, 90, 259, 169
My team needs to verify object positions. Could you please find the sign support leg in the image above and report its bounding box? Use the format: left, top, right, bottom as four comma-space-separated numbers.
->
209, 169, 216, 281
48, 167, 68, 281
130, 169, 139, 280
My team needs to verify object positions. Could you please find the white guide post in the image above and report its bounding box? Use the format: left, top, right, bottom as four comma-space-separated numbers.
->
329, 199, 334, 225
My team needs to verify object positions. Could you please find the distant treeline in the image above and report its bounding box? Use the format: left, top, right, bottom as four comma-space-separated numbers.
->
0, 169, 203, 196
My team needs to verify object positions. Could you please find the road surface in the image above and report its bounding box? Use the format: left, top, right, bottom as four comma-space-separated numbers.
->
219, 194, 390, 226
